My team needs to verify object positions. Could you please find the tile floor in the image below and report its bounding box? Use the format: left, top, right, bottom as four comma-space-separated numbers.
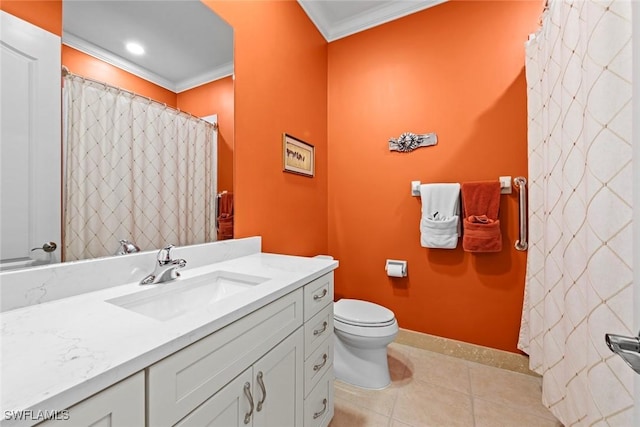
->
329, 342, 562, 427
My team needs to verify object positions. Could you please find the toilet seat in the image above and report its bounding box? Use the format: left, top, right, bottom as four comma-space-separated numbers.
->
334, 299, 395, 327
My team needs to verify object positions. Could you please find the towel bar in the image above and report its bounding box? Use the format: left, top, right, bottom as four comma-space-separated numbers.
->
514, 176, 528, 251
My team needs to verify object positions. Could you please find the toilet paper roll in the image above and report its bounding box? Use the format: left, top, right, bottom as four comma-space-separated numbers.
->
387, 264, 404, 277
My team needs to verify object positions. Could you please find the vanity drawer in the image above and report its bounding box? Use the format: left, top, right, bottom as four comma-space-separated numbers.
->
304, 303, 333, 359
303, 273, 334, 321
147, 288, 303, 427
304, 335, 333, 398
304, 369, 334, 427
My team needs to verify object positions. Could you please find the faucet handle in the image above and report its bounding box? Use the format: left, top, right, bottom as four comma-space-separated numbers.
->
157, 244, 175, 264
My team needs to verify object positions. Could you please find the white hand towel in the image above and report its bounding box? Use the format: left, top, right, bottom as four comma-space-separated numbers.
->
419, 183, 461, 249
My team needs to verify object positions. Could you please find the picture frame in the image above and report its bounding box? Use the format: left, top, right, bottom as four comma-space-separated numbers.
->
282, 133, 315, 177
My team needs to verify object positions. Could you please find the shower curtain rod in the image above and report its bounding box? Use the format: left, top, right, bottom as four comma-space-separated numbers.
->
61, 65, 218, 131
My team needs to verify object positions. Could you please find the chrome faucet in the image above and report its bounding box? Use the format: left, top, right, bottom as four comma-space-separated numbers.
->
140, 244, 187, 285
114, 239, 140, 255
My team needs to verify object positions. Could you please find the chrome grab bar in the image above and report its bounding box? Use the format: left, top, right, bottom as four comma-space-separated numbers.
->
514, 176, 528, 251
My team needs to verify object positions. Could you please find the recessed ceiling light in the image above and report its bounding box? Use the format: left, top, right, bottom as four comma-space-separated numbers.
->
126, 42, 145, 55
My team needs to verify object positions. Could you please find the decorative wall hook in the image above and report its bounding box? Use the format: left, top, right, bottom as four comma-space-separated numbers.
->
389, 132, 437, 152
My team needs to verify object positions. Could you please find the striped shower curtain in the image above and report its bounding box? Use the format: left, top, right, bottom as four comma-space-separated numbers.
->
63, 75, 217, 261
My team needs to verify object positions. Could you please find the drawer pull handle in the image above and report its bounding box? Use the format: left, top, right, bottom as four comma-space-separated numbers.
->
243, 382, 254, 424
313, 398, 328, 419
313, 289, 328, 301
256, 371, 267, 412
313, 353, 328, 372
313, 321, 328, 336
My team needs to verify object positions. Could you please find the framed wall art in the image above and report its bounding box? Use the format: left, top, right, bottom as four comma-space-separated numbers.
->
283, 133, 314, 177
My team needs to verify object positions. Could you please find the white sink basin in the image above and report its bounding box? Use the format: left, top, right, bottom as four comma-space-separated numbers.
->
106, 271, 269, 321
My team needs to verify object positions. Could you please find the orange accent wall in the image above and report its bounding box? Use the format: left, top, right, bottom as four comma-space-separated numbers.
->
0, 0, 62, 36
177, 77, 234, 194
205, 0, 328, 256
61, 45, 177, 107
327, 0, 541, 353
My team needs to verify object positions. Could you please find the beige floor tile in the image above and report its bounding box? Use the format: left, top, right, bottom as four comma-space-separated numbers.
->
389, 420, 413, 427
469, 362, 556, 420
404, 346, 471, 394
334, 379, 400, 417
473, 398, 563, 427
329, 399, 391, 427
393, 378, 474, 427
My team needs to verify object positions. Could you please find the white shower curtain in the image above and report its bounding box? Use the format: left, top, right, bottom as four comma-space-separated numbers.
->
63, 75, 217, 261
518, 0, 634, 425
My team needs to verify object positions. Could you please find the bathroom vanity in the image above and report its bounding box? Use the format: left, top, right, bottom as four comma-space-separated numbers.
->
0, 237, 337, 427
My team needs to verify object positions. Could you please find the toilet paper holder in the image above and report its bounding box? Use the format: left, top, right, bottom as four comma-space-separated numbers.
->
385, 259, 408, 277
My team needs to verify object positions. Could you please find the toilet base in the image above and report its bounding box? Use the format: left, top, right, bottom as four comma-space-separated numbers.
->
333, 332, 392, 390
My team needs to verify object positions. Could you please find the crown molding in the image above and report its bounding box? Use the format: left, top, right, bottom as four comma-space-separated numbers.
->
299, 0, 447, 42
62, 32, 233, 93
296, 0, 332, 41
175, 63, 233, 93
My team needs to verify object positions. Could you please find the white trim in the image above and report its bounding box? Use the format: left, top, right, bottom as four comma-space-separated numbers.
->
175, 62, 233, 93
298, 0, 447, 42
63, 33, 233, 93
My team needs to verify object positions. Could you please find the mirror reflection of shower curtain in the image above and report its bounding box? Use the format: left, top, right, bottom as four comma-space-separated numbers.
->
62, 75, 217, 261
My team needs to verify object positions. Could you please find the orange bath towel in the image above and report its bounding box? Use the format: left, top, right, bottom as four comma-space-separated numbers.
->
217, 192, 234, 240
461, 181, 502, 252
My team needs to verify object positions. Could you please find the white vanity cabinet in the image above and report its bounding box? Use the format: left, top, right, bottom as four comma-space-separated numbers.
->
176, 328, 304, 427
37, 372, 145, 427
36, 271, 336, 427
147, 288, 304, 426
301, 274, 335, 427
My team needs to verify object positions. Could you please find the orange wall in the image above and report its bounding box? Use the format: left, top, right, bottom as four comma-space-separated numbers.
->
327, 0, 541, 353
206, 0, 328, 256
62, 45, 177, 107
177, 77, 234, 193
0, 0, 62, 36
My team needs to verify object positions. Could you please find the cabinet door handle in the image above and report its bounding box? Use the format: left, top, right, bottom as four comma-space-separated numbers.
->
243, 382, 254, 424
313, 398, 328, 419
256, 371, 267, 412
313, 353, 328, 372
313, 288, 328, 301
313, 321, 328, 336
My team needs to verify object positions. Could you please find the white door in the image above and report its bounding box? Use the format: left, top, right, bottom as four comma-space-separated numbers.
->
0, 11, 61, 270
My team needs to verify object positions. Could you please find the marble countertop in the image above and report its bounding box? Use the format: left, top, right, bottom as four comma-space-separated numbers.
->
0, 252, 338, 427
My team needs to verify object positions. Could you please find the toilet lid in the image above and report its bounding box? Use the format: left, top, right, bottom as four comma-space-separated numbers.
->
334, 299, 395, 326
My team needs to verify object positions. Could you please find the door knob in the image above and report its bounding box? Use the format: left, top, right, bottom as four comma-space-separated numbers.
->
605, 331, 640, 374
31, 242, 57, 253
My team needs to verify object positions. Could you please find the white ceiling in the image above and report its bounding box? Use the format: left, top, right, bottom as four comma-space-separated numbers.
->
62, 1, 446, 94
62, 1, 233, 93
298, 0, 447, 42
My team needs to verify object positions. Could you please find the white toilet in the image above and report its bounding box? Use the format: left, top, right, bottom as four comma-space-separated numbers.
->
333, 299, 399, 389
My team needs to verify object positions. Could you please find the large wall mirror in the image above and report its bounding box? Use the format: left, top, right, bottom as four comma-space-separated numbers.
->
0, 1, 234, 270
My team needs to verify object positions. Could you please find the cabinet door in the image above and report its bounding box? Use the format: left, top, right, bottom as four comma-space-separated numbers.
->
175, 369, 253, 427
38, 372, 144, 427
253, 328, 304, 427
